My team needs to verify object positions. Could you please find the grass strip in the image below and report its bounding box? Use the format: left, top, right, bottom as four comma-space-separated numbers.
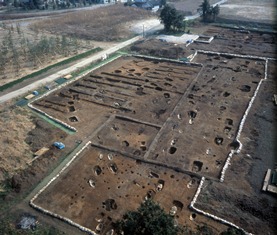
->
0, 47, 102, 92
30, 109, 75, 135
71, 52, 122, 77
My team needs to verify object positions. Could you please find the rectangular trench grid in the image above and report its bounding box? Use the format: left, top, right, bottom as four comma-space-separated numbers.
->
31, 145, 200, 234
91, 115, 161, 159
190, 28, 276, 58
32, 56, 202, 137
146, 53, 265, 179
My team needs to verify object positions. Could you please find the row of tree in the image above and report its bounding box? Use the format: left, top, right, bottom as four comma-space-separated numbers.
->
159, 0, 220, 33
3, 0, 101, 10
199, 0, 220, 22
0, 24, 80, 77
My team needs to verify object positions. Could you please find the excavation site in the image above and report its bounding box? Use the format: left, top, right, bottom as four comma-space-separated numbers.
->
25, 26, 277, 235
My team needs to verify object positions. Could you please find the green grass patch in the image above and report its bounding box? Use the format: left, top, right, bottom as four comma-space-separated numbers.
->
30, 110, 75, 135
72, 52, 122, 77
0, 47, 102, 92
16, 99, 28, 107
55, 77, 67, 85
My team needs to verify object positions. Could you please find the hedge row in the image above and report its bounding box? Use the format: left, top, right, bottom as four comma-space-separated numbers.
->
0, 47, 102, 92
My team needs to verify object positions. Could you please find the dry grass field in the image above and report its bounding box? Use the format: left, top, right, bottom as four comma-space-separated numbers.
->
0, 105, 34, 182
30, 5, 154, 41
0, 102, 69, 188
0, 4, 154, 88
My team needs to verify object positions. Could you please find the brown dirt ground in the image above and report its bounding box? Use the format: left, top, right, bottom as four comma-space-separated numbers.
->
26, 26, 276, 234
130, 38, 191, 59
0, 7, 276, 232
168, 0, 219, 15
33, 145, 204, 234
195, 63, 277, 234
219, 0, 276, 24
132, 26, 276, 59
0, 102, 68, 194
28, 55, 233, 234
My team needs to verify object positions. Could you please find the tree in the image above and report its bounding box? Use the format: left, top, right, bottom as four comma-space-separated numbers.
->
159, 0, 166, 8
114, 200, 178, 235
172, 11, 184, 31
160, 4, 185, 32
211, 4, 220, 22
199, 0, 210, 22
200, 0, 220, 22
221, 227, 245, 235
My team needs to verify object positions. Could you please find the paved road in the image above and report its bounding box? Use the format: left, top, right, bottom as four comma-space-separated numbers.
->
0, 0, 229, 104
0, 36, 141, 104
0, 18, 163, 104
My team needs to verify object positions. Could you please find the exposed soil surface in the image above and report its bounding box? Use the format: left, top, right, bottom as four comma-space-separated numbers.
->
131, 38, 191, 59
0, 107, 68, 192
196, 76, 277, 233
27, 26, 276, 234
130, 25, 276, 60
0, 1, 276, 233
168, 0, 219, 15
195, 61, 277, 235
33, 145, 202, 234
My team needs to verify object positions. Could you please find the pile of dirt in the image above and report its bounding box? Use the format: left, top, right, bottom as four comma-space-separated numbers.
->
7, 149, 58, 194
25, 118, 67, 152
7, 117, 68, 194
0, 104, 67, 192
130, 38, 189, 59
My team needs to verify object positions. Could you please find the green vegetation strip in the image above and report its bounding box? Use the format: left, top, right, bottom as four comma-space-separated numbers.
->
72, 52, 123, 77
30, 109, 75, 135
0, 47, 102, 92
